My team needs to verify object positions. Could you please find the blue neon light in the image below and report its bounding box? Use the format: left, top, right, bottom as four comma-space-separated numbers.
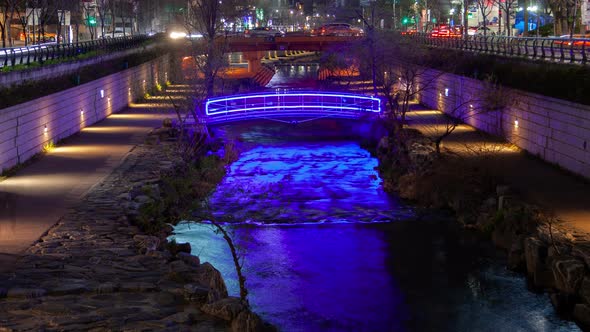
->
204, 92, 381, 117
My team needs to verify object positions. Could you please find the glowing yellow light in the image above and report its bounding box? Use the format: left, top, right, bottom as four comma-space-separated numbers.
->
514, 119, 519, 128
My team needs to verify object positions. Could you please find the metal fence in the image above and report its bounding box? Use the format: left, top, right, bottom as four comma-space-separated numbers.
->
0, 35, 151, 68
406, 32, 590, 65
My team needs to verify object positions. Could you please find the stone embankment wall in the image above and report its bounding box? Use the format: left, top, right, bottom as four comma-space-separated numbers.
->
389, 68, 590, 328
0, 137, 268, 331
0, 53, 170, 173
416, 69, 590, 179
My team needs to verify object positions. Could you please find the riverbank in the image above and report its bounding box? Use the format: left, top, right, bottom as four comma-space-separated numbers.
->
0, 123, 272, 331
376, 107, 590, 330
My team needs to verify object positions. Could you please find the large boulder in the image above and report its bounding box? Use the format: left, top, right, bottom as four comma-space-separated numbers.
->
195, 262, 228, 299
571, 244, 590, 268
507, 239, 526, 272
524, 237, 547, 277
524, 237, 555, 289
201, 297, 246, 321
551, 256, 586, 295
579, 277, 590, 304
574, 304, 590, 330
231, 310, 269, 332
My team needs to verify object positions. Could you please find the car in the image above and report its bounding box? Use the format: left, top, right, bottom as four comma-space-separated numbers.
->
553, 34, 590, 48
401, 29, 417, 36
430, 26, 461, 38
312, 23, 364, 36
467, 26, 492, 36
244, 27, 284, 38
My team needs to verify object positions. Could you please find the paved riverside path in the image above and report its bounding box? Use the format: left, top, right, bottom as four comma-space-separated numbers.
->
405, 105, 590, 236
0, 101, 176, 272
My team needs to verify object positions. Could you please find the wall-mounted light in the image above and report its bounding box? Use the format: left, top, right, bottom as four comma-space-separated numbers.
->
514, 119, 519, 128
100, 89, 104, 98
444, 88, 449, 97
44, 125, 48, 134
80, 109, 84, 116
469, 104, 473, 108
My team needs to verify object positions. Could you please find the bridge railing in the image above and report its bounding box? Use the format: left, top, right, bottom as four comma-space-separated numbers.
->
405, 32, 590, 65
0, 35, 152, 69
204, 91, 381, 123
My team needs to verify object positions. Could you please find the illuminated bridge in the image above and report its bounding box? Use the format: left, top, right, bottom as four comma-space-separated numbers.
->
202, 91, 381, 125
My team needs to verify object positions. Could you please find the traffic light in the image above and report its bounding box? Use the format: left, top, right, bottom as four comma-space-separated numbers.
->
402, 17, 409, 25
87, 16, 96, 26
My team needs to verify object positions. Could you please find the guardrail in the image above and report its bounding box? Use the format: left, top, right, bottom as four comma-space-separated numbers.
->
405, 32, 590, 65
203, 91, 382, 124
0, 35, 152, 69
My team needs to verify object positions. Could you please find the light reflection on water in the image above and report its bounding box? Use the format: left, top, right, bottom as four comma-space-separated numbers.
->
171, 124, 580, 332
207, 143, 411, 224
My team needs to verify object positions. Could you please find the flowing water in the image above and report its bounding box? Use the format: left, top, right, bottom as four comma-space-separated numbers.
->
171, 64, 580, 331
171, 123, 579, 332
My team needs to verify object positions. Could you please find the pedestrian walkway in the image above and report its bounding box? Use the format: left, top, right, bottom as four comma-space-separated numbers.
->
405, 105, 590, 236
0, 90, 185, 272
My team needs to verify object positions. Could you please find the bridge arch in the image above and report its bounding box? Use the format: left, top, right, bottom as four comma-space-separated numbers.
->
203, 91, 381, 125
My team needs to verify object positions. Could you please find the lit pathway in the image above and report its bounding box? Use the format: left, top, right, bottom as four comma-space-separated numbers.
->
406, 105, 590, 235
0, 89, 186, 272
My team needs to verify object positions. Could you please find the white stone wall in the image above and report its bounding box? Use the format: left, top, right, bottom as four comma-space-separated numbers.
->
0, 54, 171, 173
417, 69, 590, 179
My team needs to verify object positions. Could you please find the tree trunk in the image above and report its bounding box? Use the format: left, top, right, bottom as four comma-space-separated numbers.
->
1, 24, 6, 48
464, 0, 469, 36
210, 222, 249, 305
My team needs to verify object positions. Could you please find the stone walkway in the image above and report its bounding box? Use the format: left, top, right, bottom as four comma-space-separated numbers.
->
0, 85, 267, 330
405, 105, 590, 237
0, 98, 176, 272
0, 140, 235, 331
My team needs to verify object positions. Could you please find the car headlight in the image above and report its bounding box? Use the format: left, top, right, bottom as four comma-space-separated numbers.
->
170, 31, 187, 39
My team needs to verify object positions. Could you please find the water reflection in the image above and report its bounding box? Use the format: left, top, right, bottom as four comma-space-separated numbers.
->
266, 64, 319, 89
172, 124, 580, 331
173, 223, 409, 331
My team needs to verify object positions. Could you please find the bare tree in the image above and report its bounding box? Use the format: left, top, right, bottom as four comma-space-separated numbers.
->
95, 0, 110, 38
475, 0, 494, 36
185, 0, 238, 97
374, 34, 445, 132
493, 0, 517, 36
0, 0, 18, 48
423, 75, 516, 154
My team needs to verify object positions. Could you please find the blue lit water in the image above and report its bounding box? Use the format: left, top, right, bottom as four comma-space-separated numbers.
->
171, 122, 580, 331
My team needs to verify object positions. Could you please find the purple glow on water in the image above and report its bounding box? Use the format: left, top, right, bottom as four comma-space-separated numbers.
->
173, 223, 409, 331
171, 124, 580, 331
207, 143, 411, 224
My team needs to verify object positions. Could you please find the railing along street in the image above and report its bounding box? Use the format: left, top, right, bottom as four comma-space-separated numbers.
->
405, 32, 590, 65
0, 35, 151, 69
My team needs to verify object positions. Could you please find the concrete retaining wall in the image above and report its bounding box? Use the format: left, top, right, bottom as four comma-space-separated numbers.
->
416, 69, 590, 179
0, 54, 171, 173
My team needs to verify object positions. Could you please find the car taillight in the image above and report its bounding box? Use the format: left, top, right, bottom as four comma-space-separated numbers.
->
245, 30, 250, 34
